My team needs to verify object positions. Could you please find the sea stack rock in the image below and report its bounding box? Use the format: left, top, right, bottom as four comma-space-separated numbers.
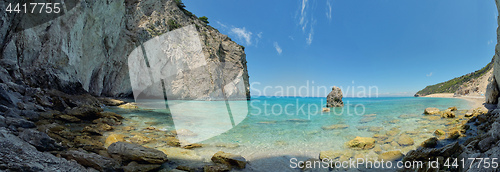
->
327, 86, 344, 107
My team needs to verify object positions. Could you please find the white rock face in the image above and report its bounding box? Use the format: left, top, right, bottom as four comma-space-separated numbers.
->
486, 76, 499, 104
0, 0, 249, 99
488, 1, 500, 105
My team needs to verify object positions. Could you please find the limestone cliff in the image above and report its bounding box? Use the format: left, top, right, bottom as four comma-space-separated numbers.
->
486, 0, 500, 104
0, 0, 250, 99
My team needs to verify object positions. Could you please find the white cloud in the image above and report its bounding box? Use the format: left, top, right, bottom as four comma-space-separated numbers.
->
326, 0, 332, 20
488, 40, 494, 45
216, 21, 227, 29
297, 0, 316, 45
426, 72, 433, 77
289, 36, 295, 40
274, 42, 282, 55
231, 27, 253, 46
257, 32, 263, 38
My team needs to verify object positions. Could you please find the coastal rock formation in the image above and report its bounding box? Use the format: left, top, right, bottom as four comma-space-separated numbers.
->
326, 86, 344, 107
0, 0, 250, 99
485, 76, 499, 104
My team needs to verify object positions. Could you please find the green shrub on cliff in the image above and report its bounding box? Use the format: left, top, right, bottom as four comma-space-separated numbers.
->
167, 19, 181, 31
199, 16, 209, 24
415, 58, 493, 96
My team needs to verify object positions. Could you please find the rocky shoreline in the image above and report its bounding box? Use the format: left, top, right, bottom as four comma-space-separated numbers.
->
1, 78, 498, 171
0, 82, 248, 172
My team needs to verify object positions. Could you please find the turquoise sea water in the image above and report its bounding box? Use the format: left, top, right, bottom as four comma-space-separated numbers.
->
107, 96, 472, 162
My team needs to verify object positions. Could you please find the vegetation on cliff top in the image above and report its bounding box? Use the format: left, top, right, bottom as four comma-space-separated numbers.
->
415, 58, 493, 96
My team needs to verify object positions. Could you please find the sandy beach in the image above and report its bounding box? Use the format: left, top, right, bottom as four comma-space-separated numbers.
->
423, 93, 485, 109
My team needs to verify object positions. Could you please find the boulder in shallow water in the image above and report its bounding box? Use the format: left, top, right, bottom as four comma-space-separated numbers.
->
182, 143, 204, 149
448, 130, 461, 139
211, 151, 247, 169
105, 134, 125, 148
421, 137, 438, 148
434, 129, 445, 136
441, 109, 455, 118
322, 108, 330, 112
397, 135, 414, 146
379, 151, 404, 161
326, 86, 343, 107
424, 107, 440, 115
346, 136, 375, 150
107, 142, 168, 164
448, 106, 457, 111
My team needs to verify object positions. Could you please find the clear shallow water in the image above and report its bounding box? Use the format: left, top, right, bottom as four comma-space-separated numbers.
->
107, 97, 472, 161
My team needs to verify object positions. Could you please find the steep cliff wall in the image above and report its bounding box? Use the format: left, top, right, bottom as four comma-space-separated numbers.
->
0, 0, 250, 99
486, 0, 500, 104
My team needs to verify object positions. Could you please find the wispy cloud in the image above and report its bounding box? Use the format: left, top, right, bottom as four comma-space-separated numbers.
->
326, 0, 332, 20
231, 27, 253, 46
274, 42, 282, 55
216, 21, 227, 29
215, 21, 261, 47
426, 72, 433, 77
297, 0, 316, 45
488, 40, 494, 45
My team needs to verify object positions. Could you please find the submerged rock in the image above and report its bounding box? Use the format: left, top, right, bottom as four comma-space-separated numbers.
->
105, 134, 125, 148
359, 116, 376, 123
397, 135, 415, 146
346, 136, 375, 150
319, 150, 353, 162
182, 143, 203, 149
107, 142, 168, 164
211, 151, 247, 169
379, 151, 404, 161
321, 124, 349, 130
424, 107, 440, 115
326, 86, 344, 107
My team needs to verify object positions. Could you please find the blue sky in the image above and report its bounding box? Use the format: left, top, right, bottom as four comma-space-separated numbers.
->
184, 0, 498, 97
